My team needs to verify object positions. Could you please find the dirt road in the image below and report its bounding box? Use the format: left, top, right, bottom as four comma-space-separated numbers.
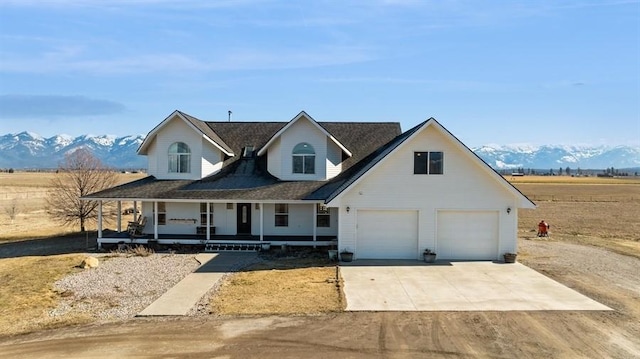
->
1, 239, 639, 358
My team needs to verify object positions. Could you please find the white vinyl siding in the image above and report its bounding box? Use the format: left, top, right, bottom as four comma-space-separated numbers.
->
336, 125, 518, 259
152, 116, 203, 180
326, 138, 342, 179
202, 141, 223, 177
261, 204, 338, 236
266, 137, 282, 177
146, 140, 158, 176
268, 115, 327, 181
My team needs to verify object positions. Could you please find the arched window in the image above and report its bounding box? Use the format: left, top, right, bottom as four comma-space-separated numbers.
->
168, 142, 191, 173
292, 142, 315, 174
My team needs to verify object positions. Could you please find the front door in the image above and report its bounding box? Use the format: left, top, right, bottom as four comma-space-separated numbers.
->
237, 203, 252, 235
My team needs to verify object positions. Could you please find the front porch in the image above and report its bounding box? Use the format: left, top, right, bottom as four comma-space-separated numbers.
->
98, 231, 337, 248
95, 198, 340, 250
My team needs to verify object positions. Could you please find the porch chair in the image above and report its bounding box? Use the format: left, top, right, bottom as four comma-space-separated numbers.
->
128, 216, 147, 238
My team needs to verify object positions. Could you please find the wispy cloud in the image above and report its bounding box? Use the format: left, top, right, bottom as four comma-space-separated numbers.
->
0, 95, 126, 118
315, 77, 519, 92
0, 0, 270, 9
0, 44, 374, 75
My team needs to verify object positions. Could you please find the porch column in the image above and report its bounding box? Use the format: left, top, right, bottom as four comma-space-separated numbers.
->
153, 201, 158, 240
98, 201, 103, 239
206, 202, 211, 241
133, 201, 138, 222
116, 201, 122, 233
312, 203, 317, 248
259, 203, 264, 242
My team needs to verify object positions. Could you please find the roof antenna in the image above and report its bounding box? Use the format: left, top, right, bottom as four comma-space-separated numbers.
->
228, 110, 232, 122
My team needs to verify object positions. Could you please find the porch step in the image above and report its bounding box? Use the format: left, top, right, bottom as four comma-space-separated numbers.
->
205, 243, 264, 252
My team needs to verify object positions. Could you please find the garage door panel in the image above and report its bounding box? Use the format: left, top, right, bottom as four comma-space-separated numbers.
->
357, 210, 418, 259
437, 211, 498, 260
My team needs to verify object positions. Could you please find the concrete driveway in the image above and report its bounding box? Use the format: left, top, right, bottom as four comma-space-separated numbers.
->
340, 261, 611, 311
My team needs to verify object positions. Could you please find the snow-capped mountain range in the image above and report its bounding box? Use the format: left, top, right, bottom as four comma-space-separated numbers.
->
0, 131, 638, 170
0, 131, 146, 169
472, 144, 640, 170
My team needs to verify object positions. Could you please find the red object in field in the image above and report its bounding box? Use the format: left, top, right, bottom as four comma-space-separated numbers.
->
538, 220, 549, 237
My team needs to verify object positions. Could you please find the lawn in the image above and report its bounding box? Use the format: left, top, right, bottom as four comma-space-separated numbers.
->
0, 254, 91, 336
211, 257, 344, 315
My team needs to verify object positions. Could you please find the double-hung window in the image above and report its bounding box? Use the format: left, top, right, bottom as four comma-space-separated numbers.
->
414, 152, 444, 175
200, 203, 214, 226
316, 204, 330, 227
292, 143, 315, 174
153, 202, 166, 225
168, 142, 191, 173
274, 204, 289, 227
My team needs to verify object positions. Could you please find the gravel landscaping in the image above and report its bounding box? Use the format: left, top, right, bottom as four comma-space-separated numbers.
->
50, 253, 201, 321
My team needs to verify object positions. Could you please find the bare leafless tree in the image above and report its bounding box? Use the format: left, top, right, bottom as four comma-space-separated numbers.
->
46, 148, 118, 232
4, 198, 20, 224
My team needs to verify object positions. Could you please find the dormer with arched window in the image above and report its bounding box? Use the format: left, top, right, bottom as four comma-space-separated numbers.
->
259, 112, 351, 181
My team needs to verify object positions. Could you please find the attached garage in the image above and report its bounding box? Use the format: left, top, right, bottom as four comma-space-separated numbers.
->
436, 210, 499, 260
356, 210, 419, 259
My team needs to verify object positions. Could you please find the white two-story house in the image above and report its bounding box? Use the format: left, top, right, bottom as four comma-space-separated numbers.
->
85, 110, 535, 260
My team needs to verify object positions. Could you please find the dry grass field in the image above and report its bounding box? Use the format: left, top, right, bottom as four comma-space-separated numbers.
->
211, 258, 344, 315
0, 254, 91, 335
510, 176, 640, 259
0, 172, 146, 241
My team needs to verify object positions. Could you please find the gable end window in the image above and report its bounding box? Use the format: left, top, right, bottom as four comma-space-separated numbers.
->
168, 142, 191, 173
414, 152, 444, 175
292, 142, 315, 174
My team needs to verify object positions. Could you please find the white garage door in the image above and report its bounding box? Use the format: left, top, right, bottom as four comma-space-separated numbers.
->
437, 211, 499, 260
357, 210, 418, 259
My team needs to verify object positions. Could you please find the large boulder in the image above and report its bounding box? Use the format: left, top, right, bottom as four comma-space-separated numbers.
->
79, 256, 99, 269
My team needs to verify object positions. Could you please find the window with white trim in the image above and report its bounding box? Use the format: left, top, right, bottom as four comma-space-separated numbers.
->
316, 204, 330, 227
414, 151, 444, 175
153, 202, 166, 225
275, 203, 289, 227
292, 142, 315, 174
168, 142, 191, 173
200, 203, 214, 226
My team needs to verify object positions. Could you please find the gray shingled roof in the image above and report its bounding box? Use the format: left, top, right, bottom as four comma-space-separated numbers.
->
205, 121, 400, 170
306, 119, 427, 202
179, 111, 234, 155
85, 116, 404, 201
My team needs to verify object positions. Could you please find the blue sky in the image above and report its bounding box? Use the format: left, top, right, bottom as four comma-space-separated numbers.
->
0, 0, 638, 147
